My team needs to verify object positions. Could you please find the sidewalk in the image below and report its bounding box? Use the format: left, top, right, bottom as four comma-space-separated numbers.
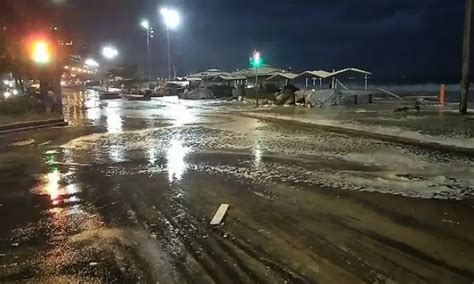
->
234, 102, 474, 153
0, 113, 63, 124
0, 114, 67, 134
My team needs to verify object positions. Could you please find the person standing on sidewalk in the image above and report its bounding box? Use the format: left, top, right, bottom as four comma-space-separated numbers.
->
47, 87, 61, 114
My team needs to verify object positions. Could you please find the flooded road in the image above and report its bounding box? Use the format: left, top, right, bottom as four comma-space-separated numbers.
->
1, 89, 474, 283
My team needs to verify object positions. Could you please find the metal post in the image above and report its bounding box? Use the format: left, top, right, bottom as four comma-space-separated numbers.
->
364, 74, 368, 91
39, 74, 49, 103
305, 78, 308, 87
460, 0, 472, 114
255, 66, 259, 107
146, 28, 151, 85
166, 26, 171, 81
332, 69, 336, 89
319, 78, 322, 90
52, 71, 63, 115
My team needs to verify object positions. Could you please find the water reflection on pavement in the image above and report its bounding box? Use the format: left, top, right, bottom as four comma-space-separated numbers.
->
1, 88, 474, 283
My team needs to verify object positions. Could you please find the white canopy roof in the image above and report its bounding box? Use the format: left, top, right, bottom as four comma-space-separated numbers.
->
188, 67, 372, 82
266, 72, 299, 81
213, 75, 248, 81
186, 77, 202, 81
297, 70, 333, 79
234, 65, 285, 77
330, 68, 371, 77
187, 69, 229, 79
296, 68, 371, 80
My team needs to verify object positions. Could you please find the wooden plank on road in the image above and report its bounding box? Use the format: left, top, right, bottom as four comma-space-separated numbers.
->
210, 204, 229, 225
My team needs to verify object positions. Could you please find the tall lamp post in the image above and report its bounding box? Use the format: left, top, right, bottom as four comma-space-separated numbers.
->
140, 19, 154, 85
101, 45, 118, 91
160, 7, 180, 81
460, 0, 473, 114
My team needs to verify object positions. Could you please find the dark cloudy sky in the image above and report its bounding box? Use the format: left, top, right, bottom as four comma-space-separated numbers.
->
1, 0, 469, 81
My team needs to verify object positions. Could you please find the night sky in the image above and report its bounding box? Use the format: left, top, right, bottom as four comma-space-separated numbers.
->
1, 0, 469, 81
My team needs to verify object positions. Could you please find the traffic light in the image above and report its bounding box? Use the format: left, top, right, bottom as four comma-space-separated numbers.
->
24, 36, 54, 65
250, 50, 263, 68
30, 40, 52, 64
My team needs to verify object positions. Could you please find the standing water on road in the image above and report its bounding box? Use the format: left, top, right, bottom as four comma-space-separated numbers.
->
1, 89, 474, 283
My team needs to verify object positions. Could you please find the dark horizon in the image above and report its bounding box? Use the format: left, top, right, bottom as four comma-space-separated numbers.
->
1, 0, 471, 82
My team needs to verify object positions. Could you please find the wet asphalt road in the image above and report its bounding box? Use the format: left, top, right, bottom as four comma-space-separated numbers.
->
1, 89, 474, 283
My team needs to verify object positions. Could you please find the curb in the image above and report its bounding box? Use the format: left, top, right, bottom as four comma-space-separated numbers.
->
239, 112, 474, 156
0, 119, 68, 135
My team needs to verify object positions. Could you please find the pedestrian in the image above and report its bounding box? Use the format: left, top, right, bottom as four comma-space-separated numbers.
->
35, 89, 46, 113
47, 88, 61, 114
439, 84, 446, 106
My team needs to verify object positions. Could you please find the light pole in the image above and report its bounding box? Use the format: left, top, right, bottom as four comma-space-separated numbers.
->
140, 19, 154, 85
460, 0, 472, 114
160, 7, 180, 81
101, 45, 119, 91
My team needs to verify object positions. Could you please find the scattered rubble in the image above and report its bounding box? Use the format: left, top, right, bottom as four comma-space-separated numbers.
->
180, 88, 214, 100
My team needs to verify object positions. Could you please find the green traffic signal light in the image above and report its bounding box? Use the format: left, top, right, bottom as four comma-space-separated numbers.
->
250, 51, 263, 68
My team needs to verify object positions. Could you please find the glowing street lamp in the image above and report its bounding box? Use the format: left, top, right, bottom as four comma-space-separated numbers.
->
160, 7, 180, 80
160, 8, 180, 29
140, 19, 150, 30
102, 46, 118, 60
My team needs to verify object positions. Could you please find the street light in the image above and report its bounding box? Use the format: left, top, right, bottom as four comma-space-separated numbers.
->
160, 8, 180, 29
101, 46, 118, 91
160, 7, 180, 80
140, 19, 149, 30
102, 46, 118, 60
140, 19, 154, 85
